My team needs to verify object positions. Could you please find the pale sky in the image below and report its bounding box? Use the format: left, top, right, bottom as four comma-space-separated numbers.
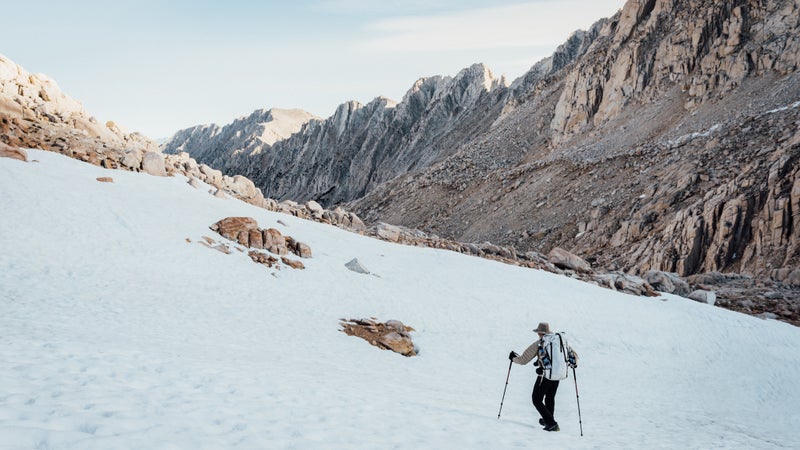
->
1, 0, 627, 138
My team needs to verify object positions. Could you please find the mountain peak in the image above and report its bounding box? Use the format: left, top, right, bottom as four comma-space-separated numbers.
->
456, 62, 506, 91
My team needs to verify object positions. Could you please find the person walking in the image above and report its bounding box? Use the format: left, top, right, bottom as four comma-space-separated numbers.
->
508, 322, 578, 432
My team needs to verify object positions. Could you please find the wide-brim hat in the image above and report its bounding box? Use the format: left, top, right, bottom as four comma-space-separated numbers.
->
533, 322, 551, 334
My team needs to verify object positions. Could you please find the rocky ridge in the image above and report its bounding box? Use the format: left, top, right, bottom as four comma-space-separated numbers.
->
0, 53, 158, 159
162, 108, 317, 170
165, 63, 512, 206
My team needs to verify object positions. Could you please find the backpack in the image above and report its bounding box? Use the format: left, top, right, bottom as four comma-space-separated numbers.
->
538, 332, 572, 381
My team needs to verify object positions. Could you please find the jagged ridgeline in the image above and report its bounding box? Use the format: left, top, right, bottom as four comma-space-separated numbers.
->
163, 63, 510, 206
163, 0, 800, 283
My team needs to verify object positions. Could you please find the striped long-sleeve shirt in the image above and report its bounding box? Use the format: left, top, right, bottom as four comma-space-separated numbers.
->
512, 340, 542, 366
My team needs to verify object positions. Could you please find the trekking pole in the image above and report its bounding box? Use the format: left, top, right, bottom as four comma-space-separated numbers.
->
572, 367, 583, 436
497, 359, 513, 419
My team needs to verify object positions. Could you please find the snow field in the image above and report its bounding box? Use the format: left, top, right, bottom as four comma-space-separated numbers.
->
1, 150, 799, 449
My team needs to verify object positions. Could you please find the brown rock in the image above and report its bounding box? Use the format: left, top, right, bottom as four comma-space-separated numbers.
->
378, 332, 416, 356
96, 177, 114, 183
248, 229, 263, 249
248, 250, 278, 267
295, 242, 312, 258
339, 318, 417, 357
0, 142, 27, 162
210, 217, 259, 241
281, 257, 305, 269
262, 228, 283, 247
263, 228, 288, 255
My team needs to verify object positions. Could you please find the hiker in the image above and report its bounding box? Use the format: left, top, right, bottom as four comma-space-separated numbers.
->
508, 322, 578, 432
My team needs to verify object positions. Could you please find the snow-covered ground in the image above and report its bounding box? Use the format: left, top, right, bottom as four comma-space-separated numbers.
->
1, 150, 799, 449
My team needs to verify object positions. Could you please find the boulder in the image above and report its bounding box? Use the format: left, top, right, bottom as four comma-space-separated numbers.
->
688, 289, 717, 305
339, 318, 417, 357
305, 200, 324, 215
121, 149, 143, 169
141, 151, 166, 176
210, 217, 260, 241
548, 247, 592, 272
376, 223, 402, 242
263, 228, 288, 255
236, 230, 250, 247
0, 142, 27, 162
295, 242, 312, 258
644, 270, 692, 295
248, 229, 263, 249
226, 175, 258, 200
281, 256, 305, 269
349, 213, 367, 232
96, 177, 114, 183
345, 258, 370, 274
199, 164, 223, 187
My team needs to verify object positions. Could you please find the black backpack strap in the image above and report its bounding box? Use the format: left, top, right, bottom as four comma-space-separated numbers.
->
557, 333, 568, 378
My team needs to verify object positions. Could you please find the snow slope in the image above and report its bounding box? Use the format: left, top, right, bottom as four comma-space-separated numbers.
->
1, 150, 799, 449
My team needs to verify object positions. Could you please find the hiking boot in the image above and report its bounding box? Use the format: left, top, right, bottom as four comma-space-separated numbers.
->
538, 419, 546, 426
544, 423, 560, 432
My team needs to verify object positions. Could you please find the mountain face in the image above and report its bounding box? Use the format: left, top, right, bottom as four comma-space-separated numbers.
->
162, 20, 607, 207
166, 0, 800, 285
350, 0, 800, 281
162, 108, 317, 171
164, 64, 520, 206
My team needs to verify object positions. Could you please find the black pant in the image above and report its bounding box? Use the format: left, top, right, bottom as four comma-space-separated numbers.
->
532, 376, 559, 426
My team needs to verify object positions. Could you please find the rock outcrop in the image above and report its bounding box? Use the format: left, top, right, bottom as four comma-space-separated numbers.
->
0, 142, 26, 162
0, 53, 158, 156
209, 217, 312, 260
339, 318, 417, 357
